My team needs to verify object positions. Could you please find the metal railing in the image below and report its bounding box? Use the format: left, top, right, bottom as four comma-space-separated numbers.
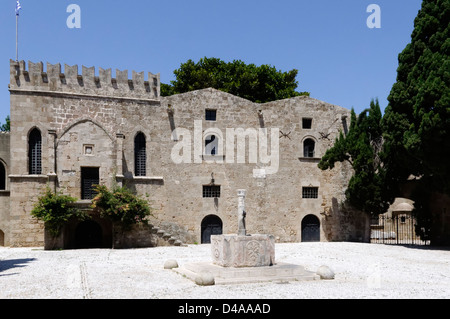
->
370, 215, 429, 245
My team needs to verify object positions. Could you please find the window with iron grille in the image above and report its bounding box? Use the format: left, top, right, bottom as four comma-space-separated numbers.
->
205, 109, 217, 121
134, 132, 146, 176
302, 118, 312, 129
81, 167, 99, 200
203, 185, 221, 198
29, 128, 42, 175
302, 187, 318, 199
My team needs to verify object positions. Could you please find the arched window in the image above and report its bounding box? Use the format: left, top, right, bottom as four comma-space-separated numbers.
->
205, 135, 218, 155
29, 128, 42, 175
0, 229, 4, 246
134, 132, 146, 177
0, 162, 6, 190
303, 138, 315, 158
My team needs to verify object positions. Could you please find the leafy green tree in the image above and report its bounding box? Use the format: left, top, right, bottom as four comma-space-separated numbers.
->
382, 0, 450, 240
319, 99, 392, 216
0, 115, 10, 132
161, 57, 309, 103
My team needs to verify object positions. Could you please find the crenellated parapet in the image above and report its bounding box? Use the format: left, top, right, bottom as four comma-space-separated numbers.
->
9, 60, 160, 101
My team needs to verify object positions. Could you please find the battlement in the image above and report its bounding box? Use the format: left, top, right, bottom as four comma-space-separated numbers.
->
9, 60, 160, 101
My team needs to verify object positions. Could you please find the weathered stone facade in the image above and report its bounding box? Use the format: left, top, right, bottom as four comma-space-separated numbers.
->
0, 60, 371, 248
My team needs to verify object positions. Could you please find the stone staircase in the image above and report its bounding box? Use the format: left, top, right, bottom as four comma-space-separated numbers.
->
150, 225, 187, 247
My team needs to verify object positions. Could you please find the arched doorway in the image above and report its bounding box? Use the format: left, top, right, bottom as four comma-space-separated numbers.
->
201, 215, 223, 244
0, 229, 4, 246
75, 220, 103, 249
301, 215, 320, 242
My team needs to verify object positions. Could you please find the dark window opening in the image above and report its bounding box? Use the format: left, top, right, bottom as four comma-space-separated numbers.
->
205, 135, 217, 155
29, 128, 42, 175
302, 118, 312, 129
134, 132, 146, 176
303, 138, 315, 158
0, 162, 5, 190
81, 167, 99, 200
205, 109, 217, 121
302, 187, 319, 199
203, 185, 221, 198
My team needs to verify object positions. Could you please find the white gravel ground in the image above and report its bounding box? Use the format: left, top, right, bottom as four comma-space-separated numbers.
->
0, 242, 449, 299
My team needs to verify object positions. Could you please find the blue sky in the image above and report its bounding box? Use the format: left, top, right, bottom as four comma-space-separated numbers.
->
0, 0, 423, 124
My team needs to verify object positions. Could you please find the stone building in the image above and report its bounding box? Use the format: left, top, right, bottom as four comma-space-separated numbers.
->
0, 59, 371, 249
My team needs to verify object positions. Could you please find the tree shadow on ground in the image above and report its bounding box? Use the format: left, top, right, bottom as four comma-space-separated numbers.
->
0, 258, 36, 276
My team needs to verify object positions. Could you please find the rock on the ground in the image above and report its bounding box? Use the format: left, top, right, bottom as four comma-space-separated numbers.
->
195, 273, 215, 286
164, 259, 179, 269
316, 265, 335, 280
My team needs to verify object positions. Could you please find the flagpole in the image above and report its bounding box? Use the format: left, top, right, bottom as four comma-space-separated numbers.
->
16, 13, 18, 61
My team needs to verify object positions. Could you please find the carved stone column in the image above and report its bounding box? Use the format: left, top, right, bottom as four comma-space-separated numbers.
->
237, 189, 246, 236
115, 133, 125, 187
47, 129, 57, 192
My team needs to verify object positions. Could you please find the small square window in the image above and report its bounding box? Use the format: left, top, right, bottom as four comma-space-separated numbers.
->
203, 185, 221, 198
206, 109, 217, 121
302, 118, 312, 129
84, 145, 94, 155
302, 187, 318, 199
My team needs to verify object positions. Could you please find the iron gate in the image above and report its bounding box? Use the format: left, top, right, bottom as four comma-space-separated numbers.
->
370, 215, 429, 245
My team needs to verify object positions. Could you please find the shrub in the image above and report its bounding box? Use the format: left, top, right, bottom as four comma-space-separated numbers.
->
91, 185, 153, 230
31, 186, 87, 237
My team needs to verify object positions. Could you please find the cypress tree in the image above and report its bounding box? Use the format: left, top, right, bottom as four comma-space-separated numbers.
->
383, 0, 450, 191
319, 99, 390, 216
382, 0, 450, 243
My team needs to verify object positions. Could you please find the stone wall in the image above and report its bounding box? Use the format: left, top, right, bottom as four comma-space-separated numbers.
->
0, 132, 10, 246
5, 60, 370, 247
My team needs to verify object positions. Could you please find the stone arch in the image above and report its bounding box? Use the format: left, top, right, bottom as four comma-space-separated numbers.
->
201, 215, 223, 244
57, 118, 114, 146
56, 119, 116, 198
301, 214, 321, 242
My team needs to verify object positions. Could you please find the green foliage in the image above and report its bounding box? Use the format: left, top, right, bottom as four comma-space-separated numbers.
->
91, 185, 153, 230
319, 99, 392, 216
0, 115, 10, 132
31, 187, 86, 237
161, 57, 310, 103
382, 0, 450, 238
383, 0, 450, 191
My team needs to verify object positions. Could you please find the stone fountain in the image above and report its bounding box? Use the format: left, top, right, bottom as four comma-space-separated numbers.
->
171, 189, 323, 285
211, 189, 275, 267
